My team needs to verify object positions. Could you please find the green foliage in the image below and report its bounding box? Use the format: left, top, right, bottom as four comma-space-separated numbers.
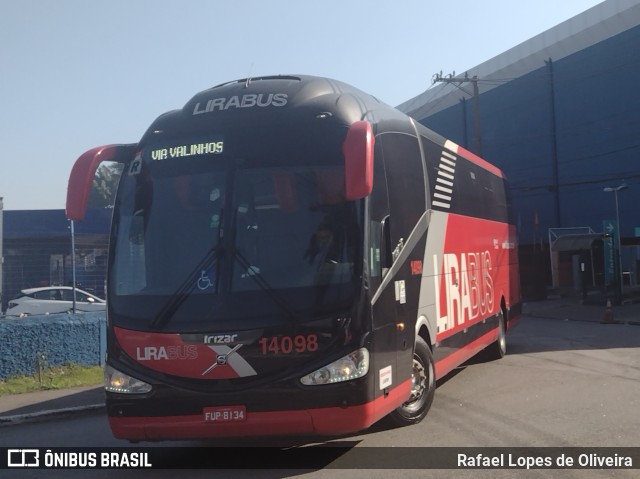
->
0, 364, 103, 397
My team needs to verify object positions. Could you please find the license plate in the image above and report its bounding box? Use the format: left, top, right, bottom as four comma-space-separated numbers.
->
203, 405, 247, 423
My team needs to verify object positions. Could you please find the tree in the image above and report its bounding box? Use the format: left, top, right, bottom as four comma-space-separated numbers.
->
87, 163, 124, 209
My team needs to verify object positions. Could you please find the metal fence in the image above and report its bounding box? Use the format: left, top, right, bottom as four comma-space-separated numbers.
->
2, 224, 109, 312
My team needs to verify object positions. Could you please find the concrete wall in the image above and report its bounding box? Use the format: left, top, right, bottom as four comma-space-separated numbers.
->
0, 312, 105, 380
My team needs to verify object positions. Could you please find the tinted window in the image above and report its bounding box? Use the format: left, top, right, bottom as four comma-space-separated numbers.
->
421, 135, 509, 222
110, 146, 363, 328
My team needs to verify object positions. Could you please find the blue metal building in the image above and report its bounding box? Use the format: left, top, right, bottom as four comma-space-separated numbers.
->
1, 209, 110, 311
399, 0, 640, 297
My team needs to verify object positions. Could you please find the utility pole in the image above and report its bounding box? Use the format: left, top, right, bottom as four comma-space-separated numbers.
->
432, 72, 483, 156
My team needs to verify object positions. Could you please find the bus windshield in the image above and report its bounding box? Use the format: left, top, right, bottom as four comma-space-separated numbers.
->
109, 147, 362, 330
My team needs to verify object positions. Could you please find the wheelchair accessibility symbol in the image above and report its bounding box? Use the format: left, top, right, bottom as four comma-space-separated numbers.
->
197, 270, 214, 290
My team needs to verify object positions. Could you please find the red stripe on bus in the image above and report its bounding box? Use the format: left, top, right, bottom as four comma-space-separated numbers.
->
448, 143, 505, 178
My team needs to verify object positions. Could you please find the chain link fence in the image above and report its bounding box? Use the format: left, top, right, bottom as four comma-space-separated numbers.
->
2, 210, 110, 312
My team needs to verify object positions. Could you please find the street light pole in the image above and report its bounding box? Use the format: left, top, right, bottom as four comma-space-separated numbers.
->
70, 219, 77, 313
603, 183, 628, 297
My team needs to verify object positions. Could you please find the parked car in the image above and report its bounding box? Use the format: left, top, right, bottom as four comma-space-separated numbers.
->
4, 286, 106, 317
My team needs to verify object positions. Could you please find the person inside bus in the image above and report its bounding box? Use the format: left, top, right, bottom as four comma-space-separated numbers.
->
304, 220, 339, 269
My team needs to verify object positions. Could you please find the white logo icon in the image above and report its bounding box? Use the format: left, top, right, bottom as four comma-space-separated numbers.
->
8, 449, 40, 467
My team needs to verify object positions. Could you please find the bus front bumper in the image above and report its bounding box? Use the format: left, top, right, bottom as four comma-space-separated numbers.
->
108, 379, 411, 441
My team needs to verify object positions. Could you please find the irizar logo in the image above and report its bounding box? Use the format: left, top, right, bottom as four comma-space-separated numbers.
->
433, 251, 494, 333
193, 93, 288, 115
204, 334, 238, 344
202, 344, 257, 377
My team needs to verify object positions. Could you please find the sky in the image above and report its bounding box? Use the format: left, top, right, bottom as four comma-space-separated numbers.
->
0, 0, 605, 211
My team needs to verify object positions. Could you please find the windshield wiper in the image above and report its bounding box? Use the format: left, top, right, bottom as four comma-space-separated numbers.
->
151, 209, 225, 330
229, 248, 300, 322
150, 244, 222, 330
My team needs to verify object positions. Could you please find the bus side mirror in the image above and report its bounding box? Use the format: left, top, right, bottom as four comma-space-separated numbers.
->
343, 121, 374, 200
66, 144, 136, 221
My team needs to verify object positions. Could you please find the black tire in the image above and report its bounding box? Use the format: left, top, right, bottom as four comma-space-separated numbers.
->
485, 307, 507, 360
388, 336, 435, 427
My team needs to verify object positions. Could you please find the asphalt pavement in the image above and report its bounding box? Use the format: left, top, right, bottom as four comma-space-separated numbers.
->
1, 293, 639, 426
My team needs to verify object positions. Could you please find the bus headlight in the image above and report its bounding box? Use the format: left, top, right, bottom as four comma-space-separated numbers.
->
300, 348, 369, 386
104, 364, 152, 394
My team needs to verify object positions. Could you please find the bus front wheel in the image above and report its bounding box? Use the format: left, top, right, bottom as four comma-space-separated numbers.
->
388, 336, 435, 427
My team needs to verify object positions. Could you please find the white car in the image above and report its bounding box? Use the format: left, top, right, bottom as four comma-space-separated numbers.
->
4, 286, 106, 317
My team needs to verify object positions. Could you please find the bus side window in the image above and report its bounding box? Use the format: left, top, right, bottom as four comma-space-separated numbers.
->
381, 216, 392, 276
369, 220, 382, 278
379, 134, 425, 250
368, 141, 389, 290
369, 216, 392, 278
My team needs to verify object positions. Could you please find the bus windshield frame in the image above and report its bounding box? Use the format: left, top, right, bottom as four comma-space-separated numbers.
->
108, 136, 363, 332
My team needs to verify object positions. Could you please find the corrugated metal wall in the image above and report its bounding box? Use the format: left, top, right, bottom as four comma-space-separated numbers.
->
413, 24, 640, 295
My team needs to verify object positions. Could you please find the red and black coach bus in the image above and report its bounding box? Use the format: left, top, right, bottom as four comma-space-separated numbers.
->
66, 75, 520, 441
